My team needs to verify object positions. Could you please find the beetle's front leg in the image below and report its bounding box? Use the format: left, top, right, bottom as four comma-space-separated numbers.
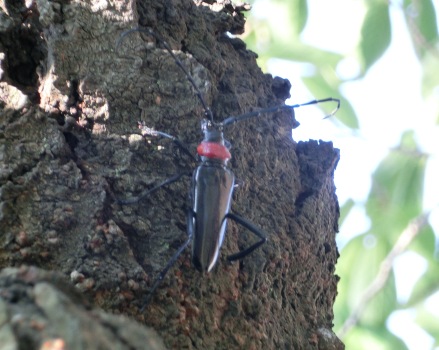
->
117, 172, 190, 205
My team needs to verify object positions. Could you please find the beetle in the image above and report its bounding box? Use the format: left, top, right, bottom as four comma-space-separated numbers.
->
117, 28, 340, 309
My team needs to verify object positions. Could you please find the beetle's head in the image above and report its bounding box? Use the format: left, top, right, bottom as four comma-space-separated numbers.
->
201, 119, 225, 144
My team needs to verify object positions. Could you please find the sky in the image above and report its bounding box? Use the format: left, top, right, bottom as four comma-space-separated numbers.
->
251, 0, 439, 348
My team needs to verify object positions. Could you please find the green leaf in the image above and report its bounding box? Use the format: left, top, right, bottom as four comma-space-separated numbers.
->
414, 306, 439, 345
302, 75, 359, 129
243, 1, 342, 70
250, 0, 308, 38
342, 325, 409, 350
339, 198, 355, 227
403, 0, 439, 58
407, 270, 439, 308
286, 0, 308, 35
244, 0, 308, 45
405, 250, 439, 307
358, 2, 391, 73
421, 51, 439, 97
253, 39, 344, 71
334, 234, 396, 330
409, 223, 436, 258
365, 131, 427, 242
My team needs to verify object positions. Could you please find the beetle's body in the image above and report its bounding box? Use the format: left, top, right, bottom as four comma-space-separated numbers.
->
191, 159, 234, 272
190, 120, 235, 272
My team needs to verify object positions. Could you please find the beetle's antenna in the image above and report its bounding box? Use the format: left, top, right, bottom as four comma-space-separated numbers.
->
138, 121, 197, 162
222, 98, 340, 126
117, 28, 214, 122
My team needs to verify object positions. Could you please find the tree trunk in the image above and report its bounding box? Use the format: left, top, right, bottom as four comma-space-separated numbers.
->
0, 0, 343, 349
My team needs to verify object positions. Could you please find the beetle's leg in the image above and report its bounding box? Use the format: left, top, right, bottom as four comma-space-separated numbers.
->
117, 172, 190, 205
139, 208, 195, 311
225, 212, 267, 261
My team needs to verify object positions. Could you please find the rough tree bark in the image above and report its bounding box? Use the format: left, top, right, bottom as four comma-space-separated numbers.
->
0, 0, 343, 349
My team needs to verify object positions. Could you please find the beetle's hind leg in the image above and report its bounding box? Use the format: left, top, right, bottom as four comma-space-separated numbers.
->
225, 212, 267, 261
139, 207, 195, 311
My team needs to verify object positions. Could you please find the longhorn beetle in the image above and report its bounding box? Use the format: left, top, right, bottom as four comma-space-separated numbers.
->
117, 28, 340, 310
